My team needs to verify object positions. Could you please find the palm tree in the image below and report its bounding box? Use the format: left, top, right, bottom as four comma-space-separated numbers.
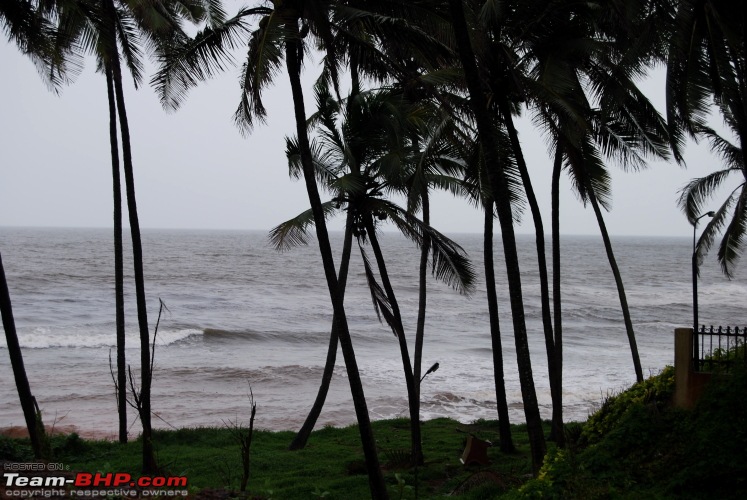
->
54, 0, 208, 470
275, 87, 475, 464
104, 57, 127, 444
516, 0, 671, 391
402, 105, 476, 461
3, 0, 127, 446
439, 0, 565, 441
1, 0, 81, 460
1, 251, 47, 459
457, 127, 517, 452
447, 0, 547, 475
153, 4, 389, 495
666, 0, 747, 276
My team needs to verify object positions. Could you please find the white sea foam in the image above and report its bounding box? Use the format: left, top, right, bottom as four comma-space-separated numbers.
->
0, 327, 203, 349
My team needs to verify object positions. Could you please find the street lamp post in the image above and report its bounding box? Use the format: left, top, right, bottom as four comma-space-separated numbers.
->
692, 211, 715, 361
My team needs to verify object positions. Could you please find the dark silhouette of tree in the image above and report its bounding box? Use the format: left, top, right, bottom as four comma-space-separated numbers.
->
0, 251, 47, 458
458, 129, 517, 453
275, 207, 356, 451
0, 0, 83, 459
275, 87, 475, 464
153, 3, 390, 495
53, 0, 209, 470
667, 0, 747, 277
447, 0, 546, 474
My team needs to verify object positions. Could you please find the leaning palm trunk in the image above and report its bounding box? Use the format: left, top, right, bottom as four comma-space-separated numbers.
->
448, 0, 546, 474
498, 97, 563, 443
284, 23, 388, 499
587, 184, 644, 382
289, 210, 355, 450
550, 145, 564, 444
0, 251, 46, 459
106, 0, 156, 469
483, 202, 514, 452
364, 217, 422, 466
105, 62, 128, 445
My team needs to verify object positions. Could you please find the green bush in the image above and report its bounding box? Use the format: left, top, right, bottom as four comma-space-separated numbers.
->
581, 366, 675, 445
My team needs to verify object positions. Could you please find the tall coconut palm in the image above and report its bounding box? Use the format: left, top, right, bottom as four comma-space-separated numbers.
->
666, 0, 747, 276
456, 125, 518, 452
4, 0, 128, 446
276, 87, 475, 465
290, 3, 467, 461
153, 3, 389, 495
273, 90, 359, 451
53, 0, 208, 470
442, 0, 565, 441
527, 0, 671, 386
402, 106, 475, 461
447, 0, 546, 474
104, 58, 127, 444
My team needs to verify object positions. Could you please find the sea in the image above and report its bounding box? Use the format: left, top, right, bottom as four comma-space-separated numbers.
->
0, 227, 744, 439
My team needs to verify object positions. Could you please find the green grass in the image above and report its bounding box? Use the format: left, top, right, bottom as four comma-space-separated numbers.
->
3, 364, 746, 499
1, 417, 539, 499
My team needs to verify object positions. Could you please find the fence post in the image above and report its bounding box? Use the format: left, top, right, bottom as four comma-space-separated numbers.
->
674, 328, 693, 409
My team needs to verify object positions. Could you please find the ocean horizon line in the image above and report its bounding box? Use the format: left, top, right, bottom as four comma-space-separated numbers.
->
0, 224, 691, 240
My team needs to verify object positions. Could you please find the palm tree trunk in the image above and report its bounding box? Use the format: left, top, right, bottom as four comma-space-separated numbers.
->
587, 185, 644, 382
363, 217, 422, 466
289, 209, 355, 450
284, 25, 388, 499
413, 185, 430, 464
550, 144, 564, 446
498, 96, 562, 442
447, 0, 546, 474
106, 1, 156, 469
483, 201, 514, 452
105, 62, 127, 445
0, 251, 46, 458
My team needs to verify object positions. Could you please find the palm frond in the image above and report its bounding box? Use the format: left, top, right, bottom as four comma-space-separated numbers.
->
677, 168, 737, 224
716, 185, 747, 278
695, 185, 740, 273
698, 124, 744, 171
152, 7, 255, 111
329, 172, 366, 197
268, 200, 338, 252
200, 0, 227, 27
382, 201, 476, 295
234, 10, 288, 135
114, 6, 144, 88
286, 136, 342, 188
1, 0, 82, 92
358, 243, 397, 336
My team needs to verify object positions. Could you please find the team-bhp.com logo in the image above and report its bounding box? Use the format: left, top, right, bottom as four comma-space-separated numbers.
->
3, 464, 188, 497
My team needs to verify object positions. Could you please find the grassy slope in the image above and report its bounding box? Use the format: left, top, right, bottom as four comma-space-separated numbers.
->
515, 364, 747, 499
2, 365, 746, 499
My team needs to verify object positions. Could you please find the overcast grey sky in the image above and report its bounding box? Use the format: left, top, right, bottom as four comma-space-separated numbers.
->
0, 34, 733, 238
